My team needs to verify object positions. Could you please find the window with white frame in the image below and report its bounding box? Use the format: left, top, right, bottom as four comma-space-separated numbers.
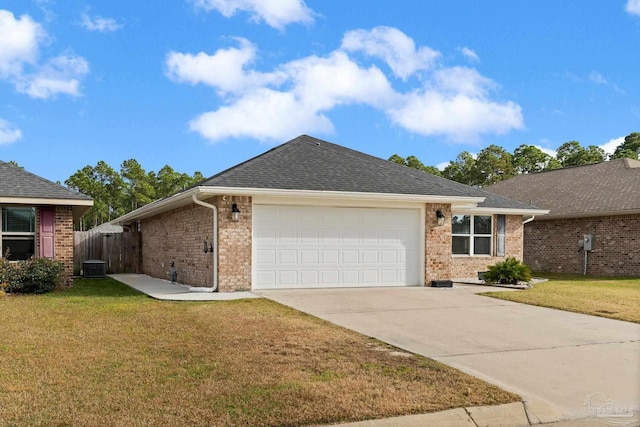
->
452, 214, 492, 255
1, 207, 36, 260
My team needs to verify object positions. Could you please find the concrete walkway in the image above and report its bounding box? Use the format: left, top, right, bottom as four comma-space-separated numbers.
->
109, 274, 261, 300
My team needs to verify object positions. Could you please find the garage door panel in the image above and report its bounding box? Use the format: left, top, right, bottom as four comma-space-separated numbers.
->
361, 270, 378, 284
279, 249, 297, 264
381, 250, 398, 264
381, 270, 398, 283
257, 249, 276, 264
321, 270, 339, 284
279, 228, 297, 243
321, 229, 340, 244
322, 249, 339, 264
279, 271, 297, 286
300, 270, 319, 285
253, 205, 421, 289
361, 249, 378, 264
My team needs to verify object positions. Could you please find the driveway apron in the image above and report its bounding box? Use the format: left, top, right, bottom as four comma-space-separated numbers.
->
257, 285, 640, 421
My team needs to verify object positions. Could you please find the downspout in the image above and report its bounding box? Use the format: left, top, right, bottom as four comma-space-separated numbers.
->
192, 193, 218, 292
522, 215, 535, 225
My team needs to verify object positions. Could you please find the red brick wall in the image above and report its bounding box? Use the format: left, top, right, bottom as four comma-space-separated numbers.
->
141, 199, 215, 287
524, 214, 640, 276
451, 215, 524, 278
53, 206, 74, 287
216, 196, 252, 292
140, 196, 252, 290
425, 203, 452, 282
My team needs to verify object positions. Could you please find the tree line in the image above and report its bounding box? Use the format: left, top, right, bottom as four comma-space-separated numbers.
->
60, 131, 637, 230
389, 132, 639, 188
64, 160, 204, 230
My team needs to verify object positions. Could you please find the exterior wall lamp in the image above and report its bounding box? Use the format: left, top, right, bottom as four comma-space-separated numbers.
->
231, 203, 241, 222
436, 210, 446, 227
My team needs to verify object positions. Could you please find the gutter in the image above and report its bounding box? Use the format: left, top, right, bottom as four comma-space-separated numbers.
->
191, 193, 218, 292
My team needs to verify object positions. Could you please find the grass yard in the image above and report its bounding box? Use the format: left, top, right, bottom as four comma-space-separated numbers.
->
482, 273, 640, 323
0, 278, 518, 427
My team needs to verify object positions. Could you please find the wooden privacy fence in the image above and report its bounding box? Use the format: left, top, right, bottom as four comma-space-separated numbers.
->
73, 230, 141, 275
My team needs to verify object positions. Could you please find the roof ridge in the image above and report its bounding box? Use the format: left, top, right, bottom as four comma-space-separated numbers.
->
200, 135, 311, 185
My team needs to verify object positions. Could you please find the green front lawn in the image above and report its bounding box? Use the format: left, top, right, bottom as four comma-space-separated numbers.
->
0, 278, 519, 427
482, 273, 640, 323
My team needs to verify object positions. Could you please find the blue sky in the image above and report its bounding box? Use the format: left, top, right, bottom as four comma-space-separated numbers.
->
1, 0, 639, 184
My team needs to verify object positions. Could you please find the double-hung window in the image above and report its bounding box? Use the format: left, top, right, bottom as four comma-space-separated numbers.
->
452, 214, 492, 255
1, 207, 36, 260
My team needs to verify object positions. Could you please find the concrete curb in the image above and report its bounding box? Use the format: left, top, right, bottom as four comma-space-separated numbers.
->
327, 401, 639, 427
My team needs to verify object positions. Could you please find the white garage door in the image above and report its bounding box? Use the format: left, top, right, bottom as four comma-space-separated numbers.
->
253, 205, 421, 289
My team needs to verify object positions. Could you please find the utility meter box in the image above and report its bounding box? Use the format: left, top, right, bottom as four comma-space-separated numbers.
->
582, 234, 594, 251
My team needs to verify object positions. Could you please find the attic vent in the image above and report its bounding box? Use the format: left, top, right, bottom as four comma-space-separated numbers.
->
315, 142, 320, 146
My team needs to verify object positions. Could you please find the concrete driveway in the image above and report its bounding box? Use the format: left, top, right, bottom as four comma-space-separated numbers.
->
257, 285, 640, 423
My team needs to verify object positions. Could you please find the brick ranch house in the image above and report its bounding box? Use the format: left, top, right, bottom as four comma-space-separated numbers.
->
113, 135, 546, 291
487, 158, 640, 276
0, 160, 93, 286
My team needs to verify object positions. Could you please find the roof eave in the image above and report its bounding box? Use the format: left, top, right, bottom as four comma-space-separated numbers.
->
0, 196, 93, 206
461, 206, 550, 216
0, 196, 93, 223
535, 208, 640, 220
112, 186, 487, 224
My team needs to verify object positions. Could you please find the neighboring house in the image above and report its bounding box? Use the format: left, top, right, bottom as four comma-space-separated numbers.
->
113, 135, 546, 291
0, 161, 93, 285
486, 159, 640, 276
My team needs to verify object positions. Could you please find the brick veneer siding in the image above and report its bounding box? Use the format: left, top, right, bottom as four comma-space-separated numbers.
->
524, 214, 640, 276
53, 206, 74, 287
451, 215, 524, 278
425, 203, 452, 282
140, 196, 252, 290
141, 199, 215, 287
216, 196, 252, 292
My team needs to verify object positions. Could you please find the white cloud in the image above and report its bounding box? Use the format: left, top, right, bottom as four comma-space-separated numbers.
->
589, 72, 607, 85
168, 27, 523, 143
534, 145, 557, 157
165, 38, 283, 94
600, 136, 624, 155
16, 54, 89, 98
460, 47, 479, 62
342, 26, 440, 80
436, 161, 449, 171
0, 119, 22, 145
0, 10, 89, 99
0, 10, 45, 78
81, 14, 122, 32
283, 51, 396, 110
189, 88, 334, 141
626, 0, 640, 15
388, 91, 523, 141
192, 0, 314, 29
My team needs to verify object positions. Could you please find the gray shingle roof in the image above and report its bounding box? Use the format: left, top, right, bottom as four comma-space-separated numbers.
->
0, 160, 92, 202
485, 158, 640, 218
201, 135, 536, 210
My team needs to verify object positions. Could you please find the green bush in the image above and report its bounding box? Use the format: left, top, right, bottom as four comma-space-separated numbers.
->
4, 257, 64, 294
484, 257, 532, 285
0, 258, 18, 287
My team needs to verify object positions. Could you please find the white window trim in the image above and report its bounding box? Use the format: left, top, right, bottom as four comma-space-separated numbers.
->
452, 214, 493, 256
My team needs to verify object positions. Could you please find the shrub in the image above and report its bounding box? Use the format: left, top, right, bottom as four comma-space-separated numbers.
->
0, 257, 18, 286
484, 257, 532, 285
5, 257, 64, 294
